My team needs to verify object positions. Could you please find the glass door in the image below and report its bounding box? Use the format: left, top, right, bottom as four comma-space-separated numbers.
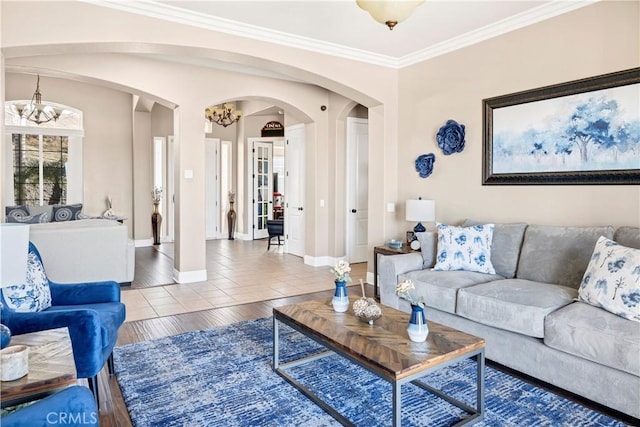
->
253, 141, 273, 239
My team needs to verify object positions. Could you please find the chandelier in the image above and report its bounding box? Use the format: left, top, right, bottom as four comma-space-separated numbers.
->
15, 75, 62, 125
205, 104, 242, 127
356, 0, 425, 30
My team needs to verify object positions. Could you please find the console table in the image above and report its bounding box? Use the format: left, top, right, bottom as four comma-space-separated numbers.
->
1, 327, 76, 408
373, 244, 415, 299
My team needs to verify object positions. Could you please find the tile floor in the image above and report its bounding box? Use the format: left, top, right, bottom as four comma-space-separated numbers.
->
122, 239, 368, 322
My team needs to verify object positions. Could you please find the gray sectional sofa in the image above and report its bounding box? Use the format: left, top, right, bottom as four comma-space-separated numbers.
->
379, 222, 640, 419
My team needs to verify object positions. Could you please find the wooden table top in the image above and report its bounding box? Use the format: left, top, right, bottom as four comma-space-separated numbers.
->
274, 297, 485, 381
1, 327, 77, 407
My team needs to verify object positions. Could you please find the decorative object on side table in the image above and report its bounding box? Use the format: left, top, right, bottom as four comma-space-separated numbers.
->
414, 153, 436, 178
331, 260, 352, 313
437, 119, 466, 155
396, 279, 429, 342
103, 195, 113, 217
352, 280, 382, 324
151, 186, 163, 245
388, 239, 403, 249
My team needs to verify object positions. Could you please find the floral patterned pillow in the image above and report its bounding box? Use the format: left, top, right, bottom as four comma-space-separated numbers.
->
433, 223, 496, 274
3, 248, 52, 313
578, 236, 640, 322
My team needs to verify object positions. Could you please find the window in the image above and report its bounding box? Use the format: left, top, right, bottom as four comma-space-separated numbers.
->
12, 134, 68, 205
4, 101, 83, 207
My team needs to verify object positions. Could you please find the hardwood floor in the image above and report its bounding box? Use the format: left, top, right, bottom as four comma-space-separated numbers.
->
99, 239, 370, 426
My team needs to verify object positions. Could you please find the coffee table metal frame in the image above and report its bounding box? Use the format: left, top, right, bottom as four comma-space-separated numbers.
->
273, 312, 485, 427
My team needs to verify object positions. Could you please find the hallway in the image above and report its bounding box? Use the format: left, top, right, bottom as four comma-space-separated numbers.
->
123, 239, 368, 321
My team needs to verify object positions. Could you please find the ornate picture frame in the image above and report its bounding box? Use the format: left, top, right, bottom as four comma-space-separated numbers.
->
483, 68, 640, 185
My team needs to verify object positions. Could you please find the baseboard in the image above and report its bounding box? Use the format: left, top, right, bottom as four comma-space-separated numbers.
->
135, 239, 154, 247
172, 268, 207, 284
303, 255, 346, 267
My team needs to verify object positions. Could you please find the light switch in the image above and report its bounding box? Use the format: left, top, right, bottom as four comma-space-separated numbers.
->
320, 199, 325, 207
184, 169, 193, 179
387, 202, 395, 212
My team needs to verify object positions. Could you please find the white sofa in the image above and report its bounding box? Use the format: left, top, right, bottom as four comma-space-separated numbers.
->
29, 219, 135, 284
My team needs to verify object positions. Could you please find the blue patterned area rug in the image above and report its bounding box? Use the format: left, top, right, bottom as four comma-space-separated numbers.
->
114, 317, 626, 427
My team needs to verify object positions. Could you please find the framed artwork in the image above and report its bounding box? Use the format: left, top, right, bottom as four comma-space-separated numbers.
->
406, 231, 416, 244
483, 68, 640, 185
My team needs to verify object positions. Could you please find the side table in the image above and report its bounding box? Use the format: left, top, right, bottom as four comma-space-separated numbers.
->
1, 327, 77, 408
373, 244, 416, 299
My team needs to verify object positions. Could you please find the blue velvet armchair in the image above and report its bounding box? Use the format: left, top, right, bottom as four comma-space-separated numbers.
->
0, 243, 126, 404
1, 385, 98, 426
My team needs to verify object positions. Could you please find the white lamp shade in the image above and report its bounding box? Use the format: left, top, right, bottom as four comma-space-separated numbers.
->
405, 199, 435, 222
0, 224, 30, 288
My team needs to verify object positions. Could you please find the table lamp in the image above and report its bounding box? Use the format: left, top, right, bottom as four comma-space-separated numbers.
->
405, 198, 435, 233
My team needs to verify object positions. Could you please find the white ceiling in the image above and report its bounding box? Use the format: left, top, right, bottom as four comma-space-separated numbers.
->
96, 0, 597, 68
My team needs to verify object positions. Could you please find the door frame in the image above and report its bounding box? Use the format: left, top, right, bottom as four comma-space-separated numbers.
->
247, 137, 283, 240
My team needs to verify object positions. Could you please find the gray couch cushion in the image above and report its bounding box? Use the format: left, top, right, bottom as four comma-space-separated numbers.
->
457, 279, 577, 338
613, 226, 640, 249
516, 225, 614, 289
415, 231, 437, 268
463, 220, 527, 279
545, 302, 640, 376
400, 270, 502, 314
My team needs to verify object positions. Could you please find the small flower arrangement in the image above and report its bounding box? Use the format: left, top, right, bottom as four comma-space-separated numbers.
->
228, 191, 236, 203
396, 279, 425, 308
151, 186, 163, 204
331, 260, 352, 283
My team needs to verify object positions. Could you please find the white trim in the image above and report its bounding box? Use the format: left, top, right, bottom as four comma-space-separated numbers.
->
397, 0, 599, 67
303, 255, 346, 268
134, 238, 154, 247
172, 268, 207, 284
85, 0, 596, 69
366, 271, 375, 288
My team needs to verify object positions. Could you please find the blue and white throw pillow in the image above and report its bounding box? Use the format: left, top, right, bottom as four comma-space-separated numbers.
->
52, 203, 83, 222
578, 236, 640, 322
5, 205, 29, 222
433, 223, 496, 274
7, 212, 49, 224
3, 247, 52, 313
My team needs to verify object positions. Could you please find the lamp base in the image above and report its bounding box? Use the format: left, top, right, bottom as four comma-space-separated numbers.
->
413, 222, 426, 233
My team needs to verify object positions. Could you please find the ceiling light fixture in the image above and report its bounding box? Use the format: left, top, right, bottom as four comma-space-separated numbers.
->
205, 104, 242, 127
356, 0, 425, 30
15, 75, 62, 125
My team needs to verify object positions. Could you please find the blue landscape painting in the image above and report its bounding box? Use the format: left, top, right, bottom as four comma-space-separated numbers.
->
492, 83, 640, 174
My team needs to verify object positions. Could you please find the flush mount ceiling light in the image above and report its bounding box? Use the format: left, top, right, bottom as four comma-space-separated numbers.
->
356, 0, 425, 30
205, 104, 242, 127
15, 75, 63, 125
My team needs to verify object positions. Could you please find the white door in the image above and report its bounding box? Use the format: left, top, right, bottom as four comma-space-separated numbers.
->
285, 124, 305, 257
253, 141, 273, 239
205, 138, 220, 240
346, 118, 368, 263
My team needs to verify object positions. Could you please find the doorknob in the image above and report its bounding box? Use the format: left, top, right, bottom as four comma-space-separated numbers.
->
298, 207, 304, 211
351, 209, 357, 213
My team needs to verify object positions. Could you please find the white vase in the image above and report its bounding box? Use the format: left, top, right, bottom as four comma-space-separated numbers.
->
407, 305, 429, 342
332, 280, 349, 313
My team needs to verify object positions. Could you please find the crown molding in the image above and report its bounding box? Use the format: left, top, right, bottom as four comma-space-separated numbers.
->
397, 0, 599, 68
84, 0, 598, 70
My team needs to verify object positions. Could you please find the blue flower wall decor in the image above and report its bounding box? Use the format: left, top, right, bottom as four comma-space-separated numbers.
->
415, 153, 436, 178
437, 120, 466, 155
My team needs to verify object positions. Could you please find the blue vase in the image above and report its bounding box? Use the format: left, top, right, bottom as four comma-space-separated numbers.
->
407, 305, 429, 342
0, 324, 11, 349
332, 280, 349, 313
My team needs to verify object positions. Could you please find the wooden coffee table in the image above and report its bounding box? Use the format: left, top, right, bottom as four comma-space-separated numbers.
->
273, 297, 485, 426
1, 327, 77, 408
